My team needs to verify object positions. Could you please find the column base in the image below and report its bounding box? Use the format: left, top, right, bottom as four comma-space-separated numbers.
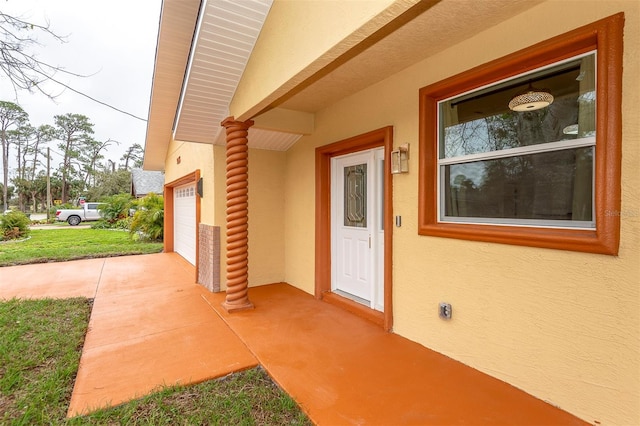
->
222, 300, 255, 313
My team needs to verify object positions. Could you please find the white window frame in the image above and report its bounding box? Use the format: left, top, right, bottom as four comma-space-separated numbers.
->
417, 14, 624, 255
435, 52, 596, 230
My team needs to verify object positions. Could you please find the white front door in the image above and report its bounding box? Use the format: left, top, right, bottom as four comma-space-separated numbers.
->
331, 148, 384, 311
173, 183, 196, 265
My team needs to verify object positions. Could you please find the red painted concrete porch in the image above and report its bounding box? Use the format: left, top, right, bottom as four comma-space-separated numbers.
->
0, 253, 586, 424
203, 284, 586, 425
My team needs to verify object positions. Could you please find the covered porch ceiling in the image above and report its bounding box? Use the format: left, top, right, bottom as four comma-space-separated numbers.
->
144, 0, 542, 170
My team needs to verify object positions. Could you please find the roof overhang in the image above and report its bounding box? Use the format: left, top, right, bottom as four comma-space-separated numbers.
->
173, 0, 273, 145
144, 0, 543, 171
143, 0, 201, 170
144, 0, 297, 171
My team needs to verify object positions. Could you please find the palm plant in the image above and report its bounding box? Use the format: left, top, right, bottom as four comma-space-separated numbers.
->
1, 210, 30, 240
99, 193, 133, 223
129, 193, 163, 241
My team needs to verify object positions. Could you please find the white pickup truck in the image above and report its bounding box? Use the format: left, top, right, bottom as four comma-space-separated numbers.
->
55, 202, 104, 226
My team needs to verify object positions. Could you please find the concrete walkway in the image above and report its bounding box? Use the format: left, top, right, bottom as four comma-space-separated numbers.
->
0, 257, 105, 299
0, 254, 587, 425
66, 254, 257, 416
0, 254, 258, 417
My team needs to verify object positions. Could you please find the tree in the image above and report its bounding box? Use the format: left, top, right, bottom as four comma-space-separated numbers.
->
28, 125, 55, 180
48, 174, 63, 206
28, 171, 48, 213
80, 138, 118, 190
0, 11, 84, 99
11, 175, 30, 212
0, 101, 28, 211
9, 124, 54, 212
54, 113, 94, 203
0, 182, 14, 209
85, 168, 132, 201
120, 143, 143, 170
9, 123, 34, 210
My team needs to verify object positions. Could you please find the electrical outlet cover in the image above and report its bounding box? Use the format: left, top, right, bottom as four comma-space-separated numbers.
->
439, 302, 452, 319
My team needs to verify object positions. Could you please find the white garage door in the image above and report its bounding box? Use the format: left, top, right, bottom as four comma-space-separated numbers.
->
174, 183, 196, 265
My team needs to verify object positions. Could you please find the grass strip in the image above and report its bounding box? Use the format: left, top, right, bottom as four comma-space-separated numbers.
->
0, 298, 92, 425
0, 229, 163, 267
68, 367, 311, 426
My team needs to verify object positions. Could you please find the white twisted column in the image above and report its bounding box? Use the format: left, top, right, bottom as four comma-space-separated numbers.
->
221, 117, 254, 312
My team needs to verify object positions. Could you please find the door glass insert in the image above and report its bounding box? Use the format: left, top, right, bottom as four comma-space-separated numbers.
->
344, 164, 367, 227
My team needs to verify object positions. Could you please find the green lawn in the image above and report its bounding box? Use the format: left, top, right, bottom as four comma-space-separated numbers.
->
69, 368, 310, 425
0, 228, 163, 267
0, 298, 92, 424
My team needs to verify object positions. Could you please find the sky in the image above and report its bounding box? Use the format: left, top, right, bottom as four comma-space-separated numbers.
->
0, 0, 162, 181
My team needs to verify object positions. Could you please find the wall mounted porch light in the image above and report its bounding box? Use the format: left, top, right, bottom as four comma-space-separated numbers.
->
391, 143, 409, 174
508, 84, 554, 112
197, 177, 203, 198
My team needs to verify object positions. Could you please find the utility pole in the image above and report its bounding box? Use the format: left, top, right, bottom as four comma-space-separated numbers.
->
46, 147, 51, 220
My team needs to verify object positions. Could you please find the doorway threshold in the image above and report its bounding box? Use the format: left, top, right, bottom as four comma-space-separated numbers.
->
333, 289, 369, 306
322, 291, 384, 328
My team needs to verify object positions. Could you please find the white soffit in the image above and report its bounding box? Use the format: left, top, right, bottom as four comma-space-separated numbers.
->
143, 0, 201, 171
248, 128, 302, 151
211, 127, 302, 151
174, 0, 273, 145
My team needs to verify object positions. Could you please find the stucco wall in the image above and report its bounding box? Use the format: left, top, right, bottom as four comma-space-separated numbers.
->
232, 0, 408, 119
209, 147, 287, 289
246, 148, 287, 287
282, 2, 639, 424
164, 139, 216, 221
164, 140, 286, 290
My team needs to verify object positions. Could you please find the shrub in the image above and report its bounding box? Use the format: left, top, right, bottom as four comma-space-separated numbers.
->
1, 211, 31, 241
130, 193, 164, 241
90, 219, 113, 230
99, 193, 134, 223
115, 217, 132, 230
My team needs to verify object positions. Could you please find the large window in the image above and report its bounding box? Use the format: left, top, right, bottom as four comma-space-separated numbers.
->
440, 53, 595, 228
418, 14, 623, 255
